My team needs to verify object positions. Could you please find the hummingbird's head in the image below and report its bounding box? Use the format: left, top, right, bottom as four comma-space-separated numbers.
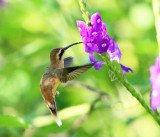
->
50, 42, 82, 68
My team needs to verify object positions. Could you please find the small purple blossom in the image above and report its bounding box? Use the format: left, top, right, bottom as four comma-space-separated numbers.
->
89, 54, 105, 70
77, 12, 109, 54
89, 54, 96, 62
77, 12, 133, 76
108, 41, 122, 63
150, 57, 160, 111
120, 64, 133, 77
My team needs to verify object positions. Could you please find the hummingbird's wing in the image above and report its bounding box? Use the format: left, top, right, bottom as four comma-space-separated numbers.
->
64, 57, 73, 67
58, 63, 95, 83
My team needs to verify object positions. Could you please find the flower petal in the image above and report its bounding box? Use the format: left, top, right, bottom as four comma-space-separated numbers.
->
97, 38, 109, 53
89, 54, 96, 63
91, 12, 102, 30
77, 20, 87, 37
85, 43, 98, 53
94, 62, 105, 70
151, 89, 160, 111
120, 64, 133, 77
150, 57, 160, 111
108, 42, 122, 63
102, 23, 107, 37
89, 54, 105, 70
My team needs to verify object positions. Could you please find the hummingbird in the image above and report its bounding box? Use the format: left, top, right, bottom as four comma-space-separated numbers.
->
40, 42, 94, 126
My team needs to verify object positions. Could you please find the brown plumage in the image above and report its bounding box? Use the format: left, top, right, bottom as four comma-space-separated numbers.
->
40, 42, 94, 126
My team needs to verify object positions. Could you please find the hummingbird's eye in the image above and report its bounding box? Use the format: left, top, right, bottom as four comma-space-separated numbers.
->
59, 49, 64, 60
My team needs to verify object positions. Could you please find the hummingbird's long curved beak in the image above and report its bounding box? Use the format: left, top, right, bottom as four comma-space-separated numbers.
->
64, 42, 82, 50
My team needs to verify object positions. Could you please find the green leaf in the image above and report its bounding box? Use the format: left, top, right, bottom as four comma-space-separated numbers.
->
0, 115, 30, 128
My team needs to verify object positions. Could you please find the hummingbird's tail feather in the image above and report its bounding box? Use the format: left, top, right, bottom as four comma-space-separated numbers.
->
55, 115, 62, 127
48, 98, 62, 127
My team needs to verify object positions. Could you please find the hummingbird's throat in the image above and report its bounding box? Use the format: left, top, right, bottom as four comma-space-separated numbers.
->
59, 49, 64, 60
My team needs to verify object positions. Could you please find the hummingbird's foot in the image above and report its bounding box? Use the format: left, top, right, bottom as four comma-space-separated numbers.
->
55, 91, 60, 96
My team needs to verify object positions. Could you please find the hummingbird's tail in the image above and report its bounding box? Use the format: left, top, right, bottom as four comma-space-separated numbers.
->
48, 98, 62, 127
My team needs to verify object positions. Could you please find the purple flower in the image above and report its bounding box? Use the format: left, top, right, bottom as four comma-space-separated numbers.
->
77, 12, 133, 75
0, 0, 4, 6
108, 40, 122, 63
120, 64, 133, 77
77, 12, 109, 54
150, 57, 160, 111
89, 54, 105, 70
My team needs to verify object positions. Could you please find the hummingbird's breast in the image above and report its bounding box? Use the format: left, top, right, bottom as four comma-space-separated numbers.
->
40, 72, 60, 92
40, 71, 60, 104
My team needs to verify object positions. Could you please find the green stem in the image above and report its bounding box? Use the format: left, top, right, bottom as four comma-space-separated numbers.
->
78, 0, 91, 25
101, 54, 160, 125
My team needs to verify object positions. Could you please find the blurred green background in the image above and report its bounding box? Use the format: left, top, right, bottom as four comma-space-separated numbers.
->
0, 0, 159, 137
